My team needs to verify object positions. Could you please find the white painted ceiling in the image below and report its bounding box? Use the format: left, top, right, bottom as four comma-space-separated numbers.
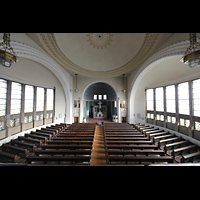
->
26, 33, 183, 77
54, 33, 146, 72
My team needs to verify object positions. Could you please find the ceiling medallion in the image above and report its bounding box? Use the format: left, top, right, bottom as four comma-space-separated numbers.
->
86, 33, 113, 49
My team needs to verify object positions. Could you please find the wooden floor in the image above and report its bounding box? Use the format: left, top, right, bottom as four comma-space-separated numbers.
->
90, 126, 107, 165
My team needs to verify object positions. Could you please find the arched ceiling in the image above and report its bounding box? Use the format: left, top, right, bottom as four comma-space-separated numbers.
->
32, 33, 169, 77
83, 82, 117, 100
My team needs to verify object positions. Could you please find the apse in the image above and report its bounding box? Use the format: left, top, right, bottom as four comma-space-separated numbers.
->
83, 82, 117, 100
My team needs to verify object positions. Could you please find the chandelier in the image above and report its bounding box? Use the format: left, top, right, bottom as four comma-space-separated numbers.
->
182, 33, 200, 68
122, 74, 126, 93
74, 74, 79, 92
0, 33, 18, 67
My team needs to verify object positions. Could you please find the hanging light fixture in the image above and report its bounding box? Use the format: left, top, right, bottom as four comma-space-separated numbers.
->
0, 33, 18, 67
74, 74, 79, 92
182, 33, 200, 68
122, 74, 126, 93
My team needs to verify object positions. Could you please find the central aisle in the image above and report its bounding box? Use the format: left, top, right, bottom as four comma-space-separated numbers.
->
90, 126, 107, 165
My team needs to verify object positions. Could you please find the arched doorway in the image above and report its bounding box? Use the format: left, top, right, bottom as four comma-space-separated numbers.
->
82, 82, 117, 122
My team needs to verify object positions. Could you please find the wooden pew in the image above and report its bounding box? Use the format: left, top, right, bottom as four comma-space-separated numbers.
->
157, 136, 182, 149
105, 137, 149, 141
25, 133, 47, 143
106, 144, 158, 150
2, 144, 29, 158
36, 129, 56, 136
105, 132, 142, 136
107, 149, 165, 156
106, 141, 153, 145
18, 136, 42, 147
108, 155, 173, 164
105, 134, 144, 137
164, 140, 190, 154
0, 151, 20, 163
46, 140, 93, 145
11, 140, 37, 151
26, 155, 91, 164
144, 130, 166, 137
181, 151, 200, 163
31, 131, 52, 140
34, 149, 91, 156
41, 144, 93, 150
60, 131, 94, 135
171, 144, 197, 160
52, 137, 94, 141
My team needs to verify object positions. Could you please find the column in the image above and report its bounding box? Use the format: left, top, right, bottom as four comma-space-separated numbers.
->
117, 98, 121, 123
79, 97, 83, 123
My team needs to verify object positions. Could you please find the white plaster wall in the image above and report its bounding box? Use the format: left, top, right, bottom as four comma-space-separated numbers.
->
0, 33, 74, 124
0, 58, 66, 124
73, 76, 127, 101
128, 55, 200, 124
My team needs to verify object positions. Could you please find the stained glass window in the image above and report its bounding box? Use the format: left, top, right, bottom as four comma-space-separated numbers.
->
180, 118, 185, 126
25, 85, 34, 113
167, 116, 172, 123
15, 118, 20, 126
39, 114, 43, 120
195, 121, 200, 131
36, 87, 44, 111
50, 113, 53, 119
10, 118, 20, 127
180, 118, 190, 127
0, 122, 5, 131
172, 117, 176, 124
46, 89, 54, 110
24, 116, 28, 123
155, 87, 164, 111
36, 115, 40, 121
166, 85, 176, 113
178, 82, 189, 115
146, 89, 154, 110
193, 79, 200, 117
160, 115, 164, 121
28, 116, 32, 123
11, 82, 22, 115
0, 79, 7, 116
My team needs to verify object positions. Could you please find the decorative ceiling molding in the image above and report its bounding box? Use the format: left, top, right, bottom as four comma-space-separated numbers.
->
38, 33, 160, 77
86, 33, 113, 49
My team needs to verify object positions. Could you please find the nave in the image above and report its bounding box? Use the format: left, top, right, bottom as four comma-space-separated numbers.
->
1, 122, 200, 166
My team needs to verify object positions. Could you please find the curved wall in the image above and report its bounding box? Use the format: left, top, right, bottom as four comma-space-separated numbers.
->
128, 40, 200, 125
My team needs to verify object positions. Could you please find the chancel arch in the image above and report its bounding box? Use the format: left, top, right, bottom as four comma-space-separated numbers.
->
80, 82, 118, 122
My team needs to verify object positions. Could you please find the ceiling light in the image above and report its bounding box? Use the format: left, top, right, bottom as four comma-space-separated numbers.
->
122, 74, 126, 93
182, 33, 200, 68
74, 74, 79, 92
0, 33, 18, 67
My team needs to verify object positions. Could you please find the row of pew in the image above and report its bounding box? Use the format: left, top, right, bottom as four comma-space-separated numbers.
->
135, 124, 200, 163
25, 123, 96, 165
104, 122, 173, 165
0, 123, 66, 164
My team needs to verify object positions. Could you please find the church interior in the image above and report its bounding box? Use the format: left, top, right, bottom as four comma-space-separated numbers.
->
1, 33, 200, 166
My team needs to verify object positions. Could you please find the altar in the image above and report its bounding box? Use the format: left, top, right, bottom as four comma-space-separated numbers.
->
93, 101, 107, 119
